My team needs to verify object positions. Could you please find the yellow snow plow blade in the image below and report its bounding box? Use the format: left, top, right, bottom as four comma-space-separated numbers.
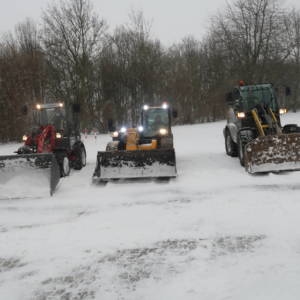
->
93, 149, 177, 181
0, 153, 60, 196
245, 133, 300, 173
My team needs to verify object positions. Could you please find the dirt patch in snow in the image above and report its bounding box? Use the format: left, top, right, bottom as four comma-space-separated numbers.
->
0, 257, 26, 273
211, 235, 266, 259
34, 236, 265, 299
35, 239, 202, 299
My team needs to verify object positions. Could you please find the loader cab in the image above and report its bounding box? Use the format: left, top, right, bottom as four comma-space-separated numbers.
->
140, 104, 171, 138
239, 84, 278, 113
33, 103, 66, 131
226, 84, 281, 129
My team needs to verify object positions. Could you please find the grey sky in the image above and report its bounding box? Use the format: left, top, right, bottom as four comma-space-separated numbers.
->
0, 0, 299, 45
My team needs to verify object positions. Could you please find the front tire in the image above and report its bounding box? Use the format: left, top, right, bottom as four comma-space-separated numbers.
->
225, 130, 238, 157
238, 135, 245, 167
61, 155, 70, 177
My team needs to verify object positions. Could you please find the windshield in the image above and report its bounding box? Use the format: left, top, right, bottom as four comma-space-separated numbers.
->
240, 85, 278, 112
142, 108, 169, 137
33, 107, 65, 130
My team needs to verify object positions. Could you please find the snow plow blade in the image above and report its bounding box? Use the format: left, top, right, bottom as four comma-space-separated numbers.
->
245, 133, 300, 173
93, 149, 177, 181
0, 153, 60, 196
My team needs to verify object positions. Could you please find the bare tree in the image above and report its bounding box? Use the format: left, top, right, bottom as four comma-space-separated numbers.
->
0, 20, 45, 142
42, 0, 107, 128
284, 9, 300, 110
211, 0, 290, 82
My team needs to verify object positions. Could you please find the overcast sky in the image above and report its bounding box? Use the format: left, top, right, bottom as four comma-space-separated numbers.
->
0, 0, 300, 45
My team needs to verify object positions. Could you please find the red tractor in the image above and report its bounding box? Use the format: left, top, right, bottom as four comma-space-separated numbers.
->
0, 102, 86, 195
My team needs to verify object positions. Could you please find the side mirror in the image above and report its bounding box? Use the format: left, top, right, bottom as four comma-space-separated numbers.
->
107, 119, 115, 132
225, 92, 235, 105
226, 92, 234, 104
72, 103, 81, 113
21, 105, 28, 115
172, 109, 178, 119
285, 86, 291, 96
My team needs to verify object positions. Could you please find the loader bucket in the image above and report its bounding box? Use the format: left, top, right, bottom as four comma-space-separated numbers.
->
0, 153, 60, 197
245, 133, 300, 173
93, 149, 177, 181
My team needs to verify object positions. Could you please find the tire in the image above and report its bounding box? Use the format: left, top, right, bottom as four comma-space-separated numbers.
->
80, 146, 87, 167
93, 179, 108, 186
155, 177, 171, 183
61, 155, 70, 177
225, 130, 238, 157
237, 134, 245, 167
73, 145, 86, 170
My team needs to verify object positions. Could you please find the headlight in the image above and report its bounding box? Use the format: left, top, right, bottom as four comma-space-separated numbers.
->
56, 132, 62, 139
159, 128, 168, 135
120, 127, 127, 133
59, 102, 64, 107
138, 126, 144, 132
36, 104, 41, 110
279, 108, 287, 115
143, 105, 149, 110
162, 103, 169, 109
22, 135, 28, 142
237, 112, 246, 119
112, 131, 119, 138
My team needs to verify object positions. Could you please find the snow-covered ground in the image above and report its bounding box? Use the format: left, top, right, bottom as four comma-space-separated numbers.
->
1, 113, 300, 300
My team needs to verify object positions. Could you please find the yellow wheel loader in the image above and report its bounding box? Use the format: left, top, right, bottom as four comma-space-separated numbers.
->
224, 83, 300, 173
93, 103, 177, 182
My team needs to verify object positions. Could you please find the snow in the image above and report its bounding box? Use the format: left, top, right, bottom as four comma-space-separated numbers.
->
1, 113, 300, 299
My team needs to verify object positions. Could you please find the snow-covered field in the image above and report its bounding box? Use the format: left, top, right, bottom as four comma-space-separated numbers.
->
1, 113, 300, 300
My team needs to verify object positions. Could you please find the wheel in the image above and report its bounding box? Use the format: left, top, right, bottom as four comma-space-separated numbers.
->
155, 177, 171, 183
80, 146, 87, 167
237, 134, 245, 167
61, 155, 70, 177
225, 130, 238, 157
73, 146, 86, 170
93, 179, 108, 186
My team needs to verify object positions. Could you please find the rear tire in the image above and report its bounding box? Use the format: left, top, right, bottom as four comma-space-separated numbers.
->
94, 179, 108, 186
73, 146, 86, 170
155, 177, 171, 183
225, 130, 238, 157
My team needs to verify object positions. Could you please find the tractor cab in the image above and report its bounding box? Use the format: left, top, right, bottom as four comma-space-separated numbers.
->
238, 84, 278, 112
141, 103, 171, 138
33, 103, 66, 132
226, 84, 286, 134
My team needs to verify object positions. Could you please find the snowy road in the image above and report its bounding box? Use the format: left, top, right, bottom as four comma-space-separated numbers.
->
1, 114, 300, 299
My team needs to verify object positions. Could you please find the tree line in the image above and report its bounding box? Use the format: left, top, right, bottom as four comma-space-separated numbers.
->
1, 0, 300, 141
